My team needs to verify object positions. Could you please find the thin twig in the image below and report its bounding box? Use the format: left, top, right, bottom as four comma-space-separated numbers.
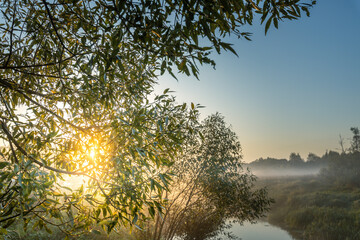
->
41, 0, 74, 56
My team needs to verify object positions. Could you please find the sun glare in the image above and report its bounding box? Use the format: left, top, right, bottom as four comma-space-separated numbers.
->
89, 148, 96, 160
63, 133, 115, 191
67, 132, 113, 179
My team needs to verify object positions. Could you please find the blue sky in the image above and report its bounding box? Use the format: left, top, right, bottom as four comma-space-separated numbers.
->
154, 0, 360, 162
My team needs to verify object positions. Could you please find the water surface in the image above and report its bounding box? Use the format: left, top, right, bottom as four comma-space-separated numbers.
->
223, 221, 294, 240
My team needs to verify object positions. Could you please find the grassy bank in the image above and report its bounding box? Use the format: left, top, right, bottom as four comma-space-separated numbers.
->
257, 176, 360, 240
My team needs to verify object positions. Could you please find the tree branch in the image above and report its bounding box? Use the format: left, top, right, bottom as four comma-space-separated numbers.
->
0, 55, 76, 70
246, 0, 262, 11
4, 0, 17, 68
13, 89, 87, 132
41, 0, 74, 56
0, 200, 46, 223
0, 121, 83, 175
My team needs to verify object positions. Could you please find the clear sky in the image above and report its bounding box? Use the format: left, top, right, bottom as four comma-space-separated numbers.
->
154, 0, 360, 163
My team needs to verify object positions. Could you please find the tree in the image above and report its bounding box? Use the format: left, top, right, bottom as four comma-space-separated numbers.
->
146, 113, 271, 240
338, 134, 346, 154
320, 151, 360, 188
0, 0, 315, 236
289, 152, 304, 167
307, 153, 320, 162
350, 127, 360, 153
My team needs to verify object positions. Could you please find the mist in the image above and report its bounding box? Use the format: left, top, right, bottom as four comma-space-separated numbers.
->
244, 152, 330, 178
248, 167, 322, 178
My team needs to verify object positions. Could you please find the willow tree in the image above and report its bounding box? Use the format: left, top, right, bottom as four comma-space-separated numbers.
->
147, 113, 271, 240
0, 0, 315, 236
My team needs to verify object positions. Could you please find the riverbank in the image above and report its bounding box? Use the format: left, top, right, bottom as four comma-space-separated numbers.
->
256, 176, 360, 240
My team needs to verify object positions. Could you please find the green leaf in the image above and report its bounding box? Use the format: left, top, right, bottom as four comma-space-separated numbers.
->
92, 229, 101, 235
134, 224, 142, 230
179, 59, 186, 70
44, 225, 52, 234
159, 173, 168, 189
0, 228, 8, 235
273, 18, 278, 29
0, 162, 9, 169
150, 178, 155, 191
161, 60, 166, 75
148, 206, 155, 218
220, 42, 238, 57
132, 214, 138, 224
265, 17, 272, 35
1, 206, 14, 217
98, 219, 111, 226
3, 219, 16, 228
102, 208, 107, 217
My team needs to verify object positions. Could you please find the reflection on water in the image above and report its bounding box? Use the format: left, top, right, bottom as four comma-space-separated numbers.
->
222, 221, 294, 240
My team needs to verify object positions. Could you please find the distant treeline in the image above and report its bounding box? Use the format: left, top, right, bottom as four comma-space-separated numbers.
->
248, 152, 329, 170
261, 150, 360, 240
247, 127, 360, 178
255, 127, 360, 240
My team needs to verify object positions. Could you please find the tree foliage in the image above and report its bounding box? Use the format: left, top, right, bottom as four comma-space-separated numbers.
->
145, 113, 271, 240
0, 0, 315, 236
350, 127, 360, 153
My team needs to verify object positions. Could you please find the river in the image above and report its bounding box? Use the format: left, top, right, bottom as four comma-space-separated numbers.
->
220, 221, 295, 240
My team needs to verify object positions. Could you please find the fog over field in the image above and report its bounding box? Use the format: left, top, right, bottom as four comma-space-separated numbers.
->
244, 152, 331, 178
247, 167, 322, 178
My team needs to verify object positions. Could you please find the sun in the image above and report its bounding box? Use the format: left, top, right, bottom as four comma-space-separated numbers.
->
86, 142, 107, 163
66, 131, 113, 179
61, 132, 115, 192
89, 148, 96, 160
83, 140, 104, 166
